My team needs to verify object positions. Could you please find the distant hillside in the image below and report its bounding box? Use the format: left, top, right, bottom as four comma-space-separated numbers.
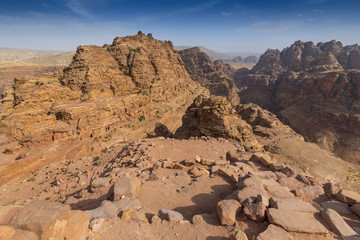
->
175, 46, 261, 61
0, 47, 74, 66
0, 48, 64, 61
175, 46, 232, 61
223, 51, 262, 58
23, 52, 74, 66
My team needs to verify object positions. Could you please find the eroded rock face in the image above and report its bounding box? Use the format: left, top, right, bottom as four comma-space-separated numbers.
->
0, 32, 205, 185
179, 47, 240, 105
1, 32, 199, 140
235, 40, 360, 163
175, 95, 261, 150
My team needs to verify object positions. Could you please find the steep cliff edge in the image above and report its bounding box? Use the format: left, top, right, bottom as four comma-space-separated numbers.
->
235, 40, 360, 163
0, 32, 206, 185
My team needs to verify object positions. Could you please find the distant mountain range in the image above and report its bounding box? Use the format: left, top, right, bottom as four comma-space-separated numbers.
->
0, 48, 74, 66
0, 46, 260, 66
174, 46, 261, 61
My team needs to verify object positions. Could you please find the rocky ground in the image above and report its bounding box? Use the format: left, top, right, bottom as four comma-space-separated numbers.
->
1, 136, 360, 239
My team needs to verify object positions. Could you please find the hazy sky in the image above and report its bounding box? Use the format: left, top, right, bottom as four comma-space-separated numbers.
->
0, 0, 359, 53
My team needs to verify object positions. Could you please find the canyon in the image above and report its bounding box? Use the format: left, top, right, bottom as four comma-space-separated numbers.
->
0, 34, 359, 240
235, 40, 360, 164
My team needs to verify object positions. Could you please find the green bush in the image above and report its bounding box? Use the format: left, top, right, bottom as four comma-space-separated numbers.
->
27, 176, 36, 182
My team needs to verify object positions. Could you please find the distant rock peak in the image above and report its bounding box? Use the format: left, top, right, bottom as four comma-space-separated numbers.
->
251, 40, 360, 74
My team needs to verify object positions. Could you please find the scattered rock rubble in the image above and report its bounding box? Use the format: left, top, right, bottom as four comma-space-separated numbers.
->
1, 138, 359, 239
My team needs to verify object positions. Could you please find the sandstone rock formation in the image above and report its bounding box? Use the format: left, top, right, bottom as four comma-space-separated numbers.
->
0, 127, 359, 239
174, 96, 359, 188
0, 32, 206, 185
175, 95, 260, 150
235, 40, 360, 163
179, 47, 240, 105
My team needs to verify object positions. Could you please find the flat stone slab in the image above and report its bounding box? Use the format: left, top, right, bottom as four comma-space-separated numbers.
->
270, 198, 316, 213
265, 185, 294, 198
9, 200, 71, 239
321, 200, 352, 215
321, 208, 359, 238
251, 171, 277, 180
336, 189, 360, 205
295, 186, 325, 199
256, 224, 294, 240
267, 208, 328, 234
238, 175, 263, 190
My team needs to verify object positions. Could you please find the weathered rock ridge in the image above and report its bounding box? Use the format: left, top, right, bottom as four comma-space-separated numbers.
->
175, 95, 259, 150
178, 47, 240, 105
0, 32, 206, 185
235, 40, 360, 163
175, 96, 359, 187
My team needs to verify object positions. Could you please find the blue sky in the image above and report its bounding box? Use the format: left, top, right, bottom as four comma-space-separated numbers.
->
0, 0, 359, 53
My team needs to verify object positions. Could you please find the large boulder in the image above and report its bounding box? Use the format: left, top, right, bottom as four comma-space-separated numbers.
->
8, 200, 71, 240
107, 176, 140, 201
321, 208, 359, 237
175, 95, 261, 151
64, 210, 90, 240
0, 205, 23, 225
267, 208, 328, 234
243, 195, 267, 222
216, 199, 242, 226
0, 226, 38, 240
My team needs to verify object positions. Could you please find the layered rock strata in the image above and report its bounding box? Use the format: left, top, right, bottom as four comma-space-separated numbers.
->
235, 40, 360, 163
179, 47, 240, 105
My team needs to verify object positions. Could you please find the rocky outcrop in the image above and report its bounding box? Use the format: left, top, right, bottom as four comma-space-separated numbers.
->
175, 95, 260, 150
175, 95, 359, 186
0, 32, 206, 185
235, 40, 360, 163
179, 47, 240, 105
